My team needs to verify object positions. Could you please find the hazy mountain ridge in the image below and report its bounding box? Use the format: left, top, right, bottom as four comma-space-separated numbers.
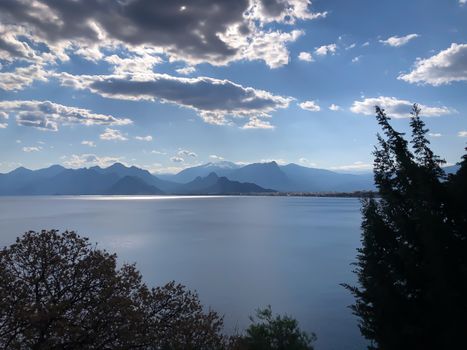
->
3, 160, 458, 195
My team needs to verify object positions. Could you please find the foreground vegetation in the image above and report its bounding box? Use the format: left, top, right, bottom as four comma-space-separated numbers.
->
344, 105, 467, 349
0, 229, 315, 349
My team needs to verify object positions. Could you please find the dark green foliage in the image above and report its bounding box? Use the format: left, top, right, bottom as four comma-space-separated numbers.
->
230, 306, 316, 350
0, 230, 225, 349
344, 105, 467, 349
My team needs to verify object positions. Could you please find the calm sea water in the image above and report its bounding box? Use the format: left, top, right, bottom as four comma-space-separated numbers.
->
0, 196, 366, 350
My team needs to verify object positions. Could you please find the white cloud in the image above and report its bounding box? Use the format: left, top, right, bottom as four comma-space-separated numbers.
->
346, 43, 356, 50
242, 117, 275, 129
315, 43, 337, 56
330, 161, 372, 171
171, 156, 184, 163
352, 56, 362, 63
459, 131, 467, 137
0, 100, 131, 131
329, 104, 341, 111
298, 157, 317, 167
58, 72, 292, 127
299, 100, 321, 112
22, 146, 42, 153
209, 155, 224, 160
100, 128, 128, 141
379, 34, 419, 47
151, 150, 167, 155
460, 0, 466, 5
398, 43, 467, 86
135, 135, 153, 142
81, 140, 96, 147
428, 133, 442, 138
362, 41, 370, 47
298, 52, 313, 62
0, 111, 7, 128
63, 154, 124, 168
178, 149, 197, 158
176, 66, 196, 75
0, 64, 49, 91
350, 96, 453, 118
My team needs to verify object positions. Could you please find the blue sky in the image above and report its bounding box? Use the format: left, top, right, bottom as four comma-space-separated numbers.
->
0, 0, 466, 173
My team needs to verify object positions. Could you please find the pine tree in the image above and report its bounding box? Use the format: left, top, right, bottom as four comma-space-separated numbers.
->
344, 105, 467, 349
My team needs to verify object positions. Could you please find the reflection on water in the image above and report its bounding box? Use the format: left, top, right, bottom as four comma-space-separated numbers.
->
0, 196, 366, 350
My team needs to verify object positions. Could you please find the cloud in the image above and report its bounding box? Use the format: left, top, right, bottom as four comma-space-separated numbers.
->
428, 133, 442, 138
459, 131, 467, 137
241, 117, 274, 129
0, 64, 49, 91
298, 51, 313, 62
209, 155, 224, 160
63, 154, 124, 168
22, 146, 42, 153
0, 111, 7, 128
178, 149, 197, 158
135, 135, 153, 142
81, 140, 96, 147
350, 96, 453, 118
58, 72, 292, 126
176, 66, 196, 75
151, 150, 167, 155
100, 128, 128, 141
379, 34, 419, 47
329, 104, 341, 111
0, 0, 325, 68
0, 100, 132, 131
299, 100, 320, 112
398, 43, 467, 86
460, 0, 466, 5
330, 161, 372, 171
298, 157, 317, 167
315, 43, 337, 56
170, 156, 184, 163
362, 41, 370, 47
351, 56, 362, 63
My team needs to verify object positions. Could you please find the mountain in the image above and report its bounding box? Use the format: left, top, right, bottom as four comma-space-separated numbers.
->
227, 161, 291, 190
166, 161, 375, 192
91, 163, 178, 192
280, 163, 374, 192
0, 165, 66, 195
159, 161, 240, 183
105, 176, 163, 195
172, 172, 274, 194
17, 168, 121, 195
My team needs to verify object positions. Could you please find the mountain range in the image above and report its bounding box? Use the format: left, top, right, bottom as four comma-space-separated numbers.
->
0, 161, 458, 195
0, 161, 459, 196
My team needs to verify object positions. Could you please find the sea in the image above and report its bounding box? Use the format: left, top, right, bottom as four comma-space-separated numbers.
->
0, 195, 367, 350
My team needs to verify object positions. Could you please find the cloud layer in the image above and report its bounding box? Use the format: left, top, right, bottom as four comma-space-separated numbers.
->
379, 34, 419, 47
58, 73, 292, 126
398, 43, 467, 86
0, 100, 132, 131
0, 0, 324, 68
350, 96, 452, 118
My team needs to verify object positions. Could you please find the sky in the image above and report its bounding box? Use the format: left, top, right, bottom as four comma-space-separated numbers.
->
0, 0, 466, 174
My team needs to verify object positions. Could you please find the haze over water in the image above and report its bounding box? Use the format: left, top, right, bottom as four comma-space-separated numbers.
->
0, 196, 366, 350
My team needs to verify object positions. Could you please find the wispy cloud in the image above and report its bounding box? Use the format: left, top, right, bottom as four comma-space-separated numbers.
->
379, 34, 419, 47
0, 100, 131, 131
100, 128, 128, 141
350, 96, 453, 118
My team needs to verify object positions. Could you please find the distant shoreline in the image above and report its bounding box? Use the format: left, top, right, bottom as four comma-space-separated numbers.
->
0, 191, 378, 198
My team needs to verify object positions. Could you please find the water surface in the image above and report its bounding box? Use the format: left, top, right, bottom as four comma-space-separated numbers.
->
0, 196, 366, 350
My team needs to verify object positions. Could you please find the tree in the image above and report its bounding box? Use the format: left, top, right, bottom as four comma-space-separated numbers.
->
230, 306, 316, 350
0, 230, 225, 349
344, 105, 467, 349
